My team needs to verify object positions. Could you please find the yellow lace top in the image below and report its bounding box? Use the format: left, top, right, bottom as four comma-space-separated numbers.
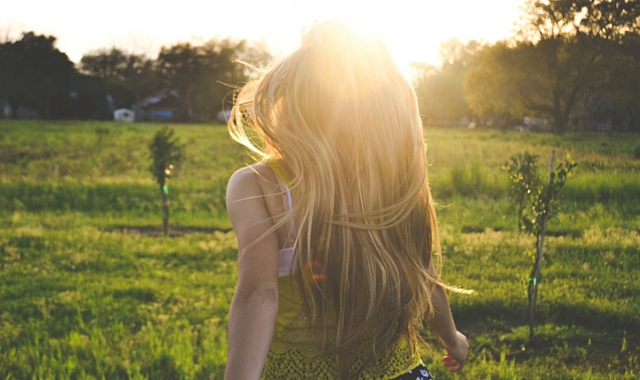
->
262, 161, 422, 379
262, 274, 421, 380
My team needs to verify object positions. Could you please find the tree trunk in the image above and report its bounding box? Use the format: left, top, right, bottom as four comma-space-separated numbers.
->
629, 106, 640, 133
552, 88, 564, 133
528, 150, 555, 342
160, 185, 169, 236
0, 95, 6, 119
558, 85, 582, 133
517, 152, 526, 232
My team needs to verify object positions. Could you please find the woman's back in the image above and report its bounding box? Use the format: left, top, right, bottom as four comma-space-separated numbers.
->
246, 162, 422, 379
224, 21, 468, 380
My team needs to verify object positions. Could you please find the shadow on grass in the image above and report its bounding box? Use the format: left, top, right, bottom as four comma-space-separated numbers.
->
460, 225, 583, 238
107, 225, 232, 237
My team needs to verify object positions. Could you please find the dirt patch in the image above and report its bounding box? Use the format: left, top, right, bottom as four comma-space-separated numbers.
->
461, 226, 505, 233
461, 226, 582, 238
109, 226, 232, 237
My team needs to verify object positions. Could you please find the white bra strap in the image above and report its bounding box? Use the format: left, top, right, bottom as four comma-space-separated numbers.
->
284, 184, 293, 212
274, 175, 296, 235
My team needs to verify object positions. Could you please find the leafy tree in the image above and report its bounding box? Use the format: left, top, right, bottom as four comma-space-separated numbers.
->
465, 36, 619, 132
71, 74, 112, 120
148, 127, 183, 236
524, 153, 576, 342
1, 32, 75, 119
0, 39, 18, 118
412, 39, 480, 126
504, 151, 577, 341
80, 48, 159, 108
463, 42, 528, 123
579, 0, 640, 38
465, 0, 640, 133
605, 33, 640, 131
156, 38, 270, 121
519, 0, 640, 41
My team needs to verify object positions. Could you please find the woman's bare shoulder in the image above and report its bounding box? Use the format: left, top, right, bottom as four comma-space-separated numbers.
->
227, 163, 278, 198
226, 164, 276, 236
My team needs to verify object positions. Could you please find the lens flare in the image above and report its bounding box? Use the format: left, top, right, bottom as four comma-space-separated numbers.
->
304, 260, 326, 282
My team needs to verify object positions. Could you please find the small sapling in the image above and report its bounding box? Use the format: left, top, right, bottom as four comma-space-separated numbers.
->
148, 127, 183, 236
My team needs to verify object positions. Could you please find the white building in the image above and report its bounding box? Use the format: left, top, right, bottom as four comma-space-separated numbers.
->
114, 108, 135, 122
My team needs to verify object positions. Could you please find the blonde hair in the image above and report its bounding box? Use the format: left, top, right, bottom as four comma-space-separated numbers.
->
230, 21, 442, 378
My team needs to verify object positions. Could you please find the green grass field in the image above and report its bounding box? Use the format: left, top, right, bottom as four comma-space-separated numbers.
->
0, 120, 638, 379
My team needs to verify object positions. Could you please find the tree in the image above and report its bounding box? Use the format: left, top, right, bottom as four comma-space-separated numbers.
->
156, 38, 269, 121
465, 0, 640, 132
80, 48, 159, 108
0, 39, 18, 118
503, 151, 577, 342
466, 36, 616, 132
412, 39, 481, 127
148, 127, 183, 236
616, 34, 640, 131
463, 42, 528, 123
70, 74, 112, 120
1, 32, 75, 119
522, 153, 576, 342
0, 25, 21, 118
519, 0, 640, 41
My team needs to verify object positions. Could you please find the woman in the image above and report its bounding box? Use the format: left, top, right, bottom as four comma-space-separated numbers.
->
224, 21, 468, 379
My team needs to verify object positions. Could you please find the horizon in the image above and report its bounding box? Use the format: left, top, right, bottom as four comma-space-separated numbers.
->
1, 0, 526, 69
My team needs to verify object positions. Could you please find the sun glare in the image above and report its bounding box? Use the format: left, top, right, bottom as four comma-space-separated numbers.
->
283, 0, 525, 78
332, 18, 415, 78
287, 1, 447, 78
1, 0, 524, 72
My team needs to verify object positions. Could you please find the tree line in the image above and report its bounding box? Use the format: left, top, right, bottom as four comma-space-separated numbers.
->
413, 0, 640, 133
1, 0, 639, 131
0, 33, 270, 121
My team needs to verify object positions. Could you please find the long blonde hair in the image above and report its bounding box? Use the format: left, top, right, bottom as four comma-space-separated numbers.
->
230, 21, 441, 377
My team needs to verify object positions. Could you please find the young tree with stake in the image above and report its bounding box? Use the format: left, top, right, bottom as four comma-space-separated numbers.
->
504, 151, 576, 342
149, 127, 183, 236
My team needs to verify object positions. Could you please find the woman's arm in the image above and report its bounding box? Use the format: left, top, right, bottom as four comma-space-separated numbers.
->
224, 167, 280, 380
425, 264, 469, 372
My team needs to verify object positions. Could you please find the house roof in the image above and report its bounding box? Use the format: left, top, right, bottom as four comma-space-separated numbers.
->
140, 91, 180, 109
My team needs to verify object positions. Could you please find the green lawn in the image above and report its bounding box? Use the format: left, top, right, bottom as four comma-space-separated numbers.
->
0, 120, 638, 379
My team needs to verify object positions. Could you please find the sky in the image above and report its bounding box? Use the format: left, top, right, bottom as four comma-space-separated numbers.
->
1, 0, 526, 71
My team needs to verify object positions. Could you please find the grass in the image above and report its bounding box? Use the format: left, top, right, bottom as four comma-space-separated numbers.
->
0, 120, 638, 379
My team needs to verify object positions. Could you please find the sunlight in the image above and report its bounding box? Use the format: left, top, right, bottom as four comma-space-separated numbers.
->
290, 1, 436, 77
283, 0, 525, 77
1, 0, 525, 70
332, 17, 417, 78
